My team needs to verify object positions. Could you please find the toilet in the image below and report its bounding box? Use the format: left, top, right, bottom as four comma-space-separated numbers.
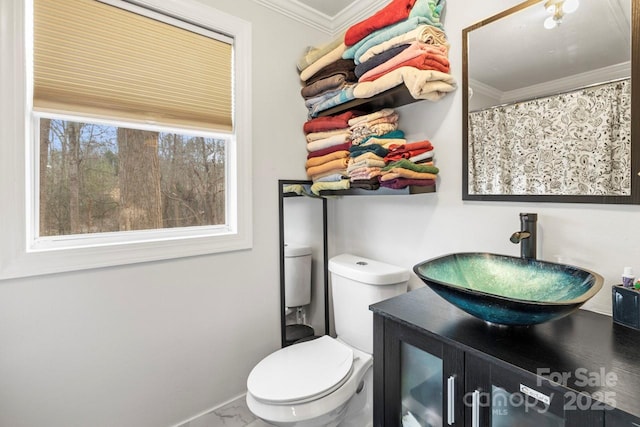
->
284, 243, 314, 344
246, 253, 409, 427
284, 243, 312, 310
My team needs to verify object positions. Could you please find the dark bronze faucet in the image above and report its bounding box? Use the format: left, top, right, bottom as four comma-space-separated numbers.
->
510, 213, 537, 259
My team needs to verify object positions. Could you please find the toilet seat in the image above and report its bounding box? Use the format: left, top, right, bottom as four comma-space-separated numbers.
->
247, 335, 354, 405
246, 338, 373, 426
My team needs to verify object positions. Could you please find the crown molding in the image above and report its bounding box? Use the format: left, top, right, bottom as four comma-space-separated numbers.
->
501, 61, 631, 103
251, 0, 389, 36
331, 0, 390, 36
469, 78, 503, 101
470, 62, 630, 111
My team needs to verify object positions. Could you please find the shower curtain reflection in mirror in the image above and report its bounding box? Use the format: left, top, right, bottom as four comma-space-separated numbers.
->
468, 79, 631, 196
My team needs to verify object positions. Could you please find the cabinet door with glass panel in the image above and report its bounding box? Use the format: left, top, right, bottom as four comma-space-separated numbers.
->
380, 319, 464, 427
465, 353, 603, 427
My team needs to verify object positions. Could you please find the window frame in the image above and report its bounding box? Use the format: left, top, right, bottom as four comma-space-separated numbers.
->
0, 0, 253, 279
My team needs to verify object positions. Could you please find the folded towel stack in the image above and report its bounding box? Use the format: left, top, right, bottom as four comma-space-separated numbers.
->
379, 158, 438, 189
297, 35, 358, 119
295, 0, 455, 117
345, 107, 439, 190
346, 0, 456, 101
303, 111, 362, 194
301, 104, 441, 193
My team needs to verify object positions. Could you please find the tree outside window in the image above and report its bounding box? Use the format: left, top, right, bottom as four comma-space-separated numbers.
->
39, 119, 227, 237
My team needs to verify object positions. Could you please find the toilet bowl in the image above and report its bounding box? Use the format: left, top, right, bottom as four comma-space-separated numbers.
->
246, 254, 409, 426
246, 336, 371, 427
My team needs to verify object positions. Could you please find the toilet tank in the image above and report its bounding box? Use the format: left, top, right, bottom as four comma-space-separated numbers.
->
284, 243, 312, 308
328, 254, 409, 354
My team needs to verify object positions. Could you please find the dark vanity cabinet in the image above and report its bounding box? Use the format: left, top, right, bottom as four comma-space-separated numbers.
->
465, 353, 602, 427
375, 315, 464, 426
371, 287, 640, 427
606, 410, 640, 427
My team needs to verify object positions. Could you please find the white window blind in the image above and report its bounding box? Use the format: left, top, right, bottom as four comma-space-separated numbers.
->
33, 0, 233, 132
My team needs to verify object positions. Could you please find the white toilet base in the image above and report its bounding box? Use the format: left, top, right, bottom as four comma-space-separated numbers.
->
247, 367, 372, 427
246, 342, 373, 427
335, 365, 373, 427
249, 401, 347, 427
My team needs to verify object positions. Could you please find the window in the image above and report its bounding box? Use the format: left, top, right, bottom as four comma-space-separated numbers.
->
0, 0, 252, 279
38, 119, 228, 237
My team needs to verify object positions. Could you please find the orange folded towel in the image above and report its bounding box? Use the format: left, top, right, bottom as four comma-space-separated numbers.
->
306, 157, 350, 178
305, 150, 350, 168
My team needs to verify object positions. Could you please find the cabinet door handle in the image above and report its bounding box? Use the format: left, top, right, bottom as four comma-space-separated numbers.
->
472, 389, 480, 427
447, 376, 455, 425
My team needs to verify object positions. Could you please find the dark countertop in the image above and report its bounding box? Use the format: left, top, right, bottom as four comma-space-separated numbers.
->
370, 286, 640, 419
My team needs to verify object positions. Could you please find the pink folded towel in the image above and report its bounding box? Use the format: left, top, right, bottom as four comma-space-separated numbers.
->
360, 52, 450, 83
359, 42, 448, 82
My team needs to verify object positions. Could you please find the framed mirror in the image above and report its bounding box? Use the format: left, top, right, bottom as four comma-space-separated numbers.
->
462, 0, 640, 203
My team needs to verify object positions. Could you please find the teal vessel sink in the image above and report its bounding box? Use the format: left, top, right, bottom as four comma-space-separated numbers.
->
413, 253, 604, 326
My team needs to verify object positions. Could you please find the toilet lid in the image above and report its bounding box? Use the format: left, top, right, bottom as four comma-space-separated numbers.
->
247, 336, 354, 404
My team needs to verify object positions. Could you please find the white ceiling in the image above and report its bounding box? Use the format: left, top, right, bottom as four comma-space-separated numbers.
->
295, 0, 360, 17
251, 0, 390, 36
468, 0, 631, 96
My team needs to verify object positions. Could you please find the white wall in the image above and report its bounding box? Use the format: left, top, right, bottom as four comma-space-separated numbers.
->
328, 0, 640, 317
1, 0, 637, 426
0, 1, 324, 426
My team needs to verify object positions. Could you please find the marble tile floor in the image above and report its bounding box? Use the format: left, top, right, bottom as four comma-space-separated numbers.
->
178, 395, 275, 427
